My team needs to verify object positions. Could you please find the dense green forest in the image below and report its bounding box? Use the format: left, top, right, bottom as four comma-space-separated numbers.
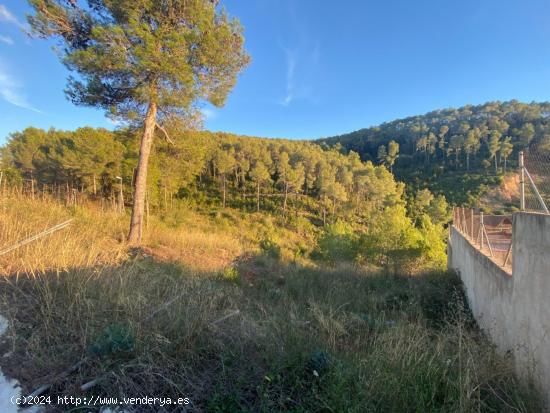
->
0, 126, 449, 270
5, 100, 546, 267
321, 100, 550, 204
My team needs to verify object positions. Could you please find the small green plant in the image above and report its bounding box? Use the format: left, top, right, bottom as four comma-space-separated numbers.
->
306, 349, 331, 376
220, 266, 240, 283
88, 323, 135, 357
260, 238, 281, 258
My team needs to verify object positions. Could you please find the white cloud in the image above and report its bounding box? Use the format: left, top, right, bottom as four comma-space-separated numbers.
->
0, 4, 27, 31
0, 66, 41, 113
281, 48, 296, 106
0, 35, 13, 45
200, 107, 217, 120
279, 43, 320, 107
275, 0, 321, 107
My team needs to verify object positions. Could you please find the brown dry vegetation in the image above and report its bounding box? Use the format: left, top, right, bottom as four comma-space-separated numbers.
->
479, 173, 520, 212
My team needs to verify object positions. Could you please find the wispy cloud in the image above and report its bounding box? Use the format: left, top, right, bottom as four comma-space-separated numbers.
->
0, 66, 41, 113
201, 107, 217, 120
279, 42, 320, 107
0, 34, 13, 45
281, 48, 296, 106
278, 1, 321, 107
0, 4, 28, 31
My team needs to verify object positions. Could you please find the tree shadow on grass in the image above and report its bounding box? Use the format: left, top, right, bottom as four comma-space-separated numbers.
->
0, 252, 541, 412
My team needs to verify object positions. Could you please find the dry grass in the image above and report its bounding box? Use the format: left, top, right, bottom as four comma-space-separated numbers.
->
0, 194, 252, 275
144, 219, 244, 273
0, 194, 542, 412
480, 173, 520, 212
0, 195, 127, 275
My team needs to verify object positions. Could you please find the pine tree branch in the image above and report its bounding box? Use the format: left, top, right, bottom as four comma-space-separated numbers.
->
155, 122, 174, 145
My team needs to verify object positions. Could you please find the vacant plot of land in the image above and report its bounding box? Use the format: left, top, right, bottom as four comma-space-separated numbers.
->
0, 195, 542, 412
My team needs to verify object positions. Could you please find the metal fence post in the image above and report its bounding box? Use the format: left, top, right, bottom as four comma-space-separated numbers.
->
453, 207, 458, 228
519, 151, 525, 211
470, 209, 474, 239
480, 211, 484, 249
524, 168, 550, 214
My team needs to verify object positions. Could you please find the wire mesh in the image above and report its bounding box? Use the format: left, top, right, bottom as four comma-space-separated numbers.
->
523, 145, 550, 213
453, 208, 512, 270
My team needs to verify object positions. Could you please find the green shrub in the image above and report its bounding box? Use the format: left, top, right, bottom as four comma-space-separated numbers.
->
316, 220, 358, 263
260, 238, 281, 258
220, 266, 241, 283
88, 323, 135, 357
360, 205, 424, 272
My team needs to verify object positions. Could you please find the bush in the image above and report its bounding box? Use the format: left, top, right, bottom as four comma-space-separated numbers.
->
360, 205, 424, 272
220, 266, 241, 283
316, 220, 359, 263
260, 237, 281, 258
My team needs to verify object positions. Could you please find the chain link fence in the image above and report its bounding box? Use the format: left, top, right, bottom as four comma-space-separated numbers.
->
453, 207, 513, 270
451, 146, 548, 272
523, 145, 550, 214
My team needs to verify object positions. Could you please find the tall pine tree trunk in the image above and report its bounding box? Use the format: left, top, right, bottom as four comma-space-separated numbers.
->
283, 183, 288, 212
222, 174, 226, 208
256, 181, 260, 212
128, 101, 157, 244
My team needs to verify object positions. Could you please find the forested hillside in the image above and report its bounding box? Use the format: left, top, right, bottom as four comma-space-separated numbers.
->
322, 101, 550, 205
0, 126, 449, 270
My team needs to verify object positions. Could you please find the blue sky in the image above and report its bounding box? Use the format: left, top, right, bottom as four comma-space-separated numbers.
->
1, 0, 550, 143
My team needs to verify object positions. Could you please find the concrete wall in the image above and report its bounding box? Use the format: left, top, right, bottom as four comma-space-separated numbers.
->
448, 212, 550, 407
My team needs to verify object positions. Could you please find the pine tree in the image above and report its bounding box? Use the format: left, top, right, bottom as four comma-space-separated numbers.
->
487, 131, 502, 173
216, 147, 236, 208
28, 0, 249, 243
250, 161, 271, 212
500, 136, 513, 173
386, 140, 399, 173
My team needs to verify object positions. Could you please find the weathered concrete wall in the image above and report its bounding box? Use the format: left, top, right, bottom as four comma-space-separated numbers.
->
448, 228, 515, 352
510, 213, 550, 406
448, 212, 550, 407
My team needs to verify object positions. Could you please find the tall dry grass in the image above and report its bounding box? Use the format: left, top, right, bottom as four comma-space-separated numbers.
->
0, 194, 251, 275
0, 193, 542, 412
0, 194, 127, 275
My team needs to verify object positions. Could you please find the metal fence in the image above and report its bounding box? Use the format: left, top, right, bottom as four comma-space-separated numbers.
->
451, 149, 550, 272
522, 146, 550, 214
452, 207, 513, 270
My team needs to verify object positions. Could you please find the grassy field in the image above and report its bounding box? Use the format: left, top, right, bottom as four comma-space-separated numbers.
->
0, 194, 542, 412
